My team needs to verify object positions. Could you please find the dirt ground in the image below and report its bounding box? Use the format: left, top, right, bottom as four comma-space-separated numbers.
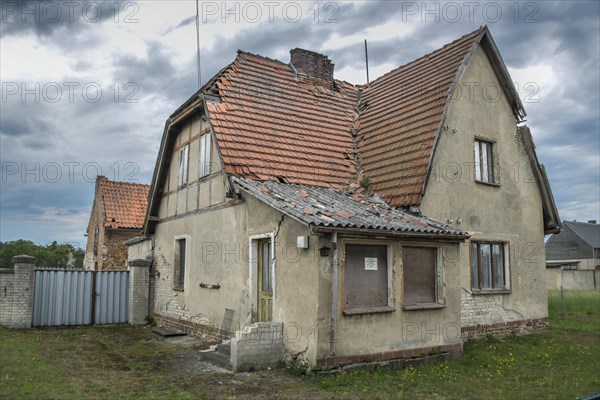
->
148, 334, 339, 400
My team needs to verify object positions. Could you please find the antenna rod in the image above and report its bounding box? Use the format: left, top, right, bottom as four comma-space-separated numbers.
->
364, 39, 370, 85
196, 0, 201, 89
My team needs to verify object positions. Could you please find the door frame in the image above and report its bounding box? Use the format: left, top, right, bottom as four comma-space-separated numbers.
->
248, 233, 275, 323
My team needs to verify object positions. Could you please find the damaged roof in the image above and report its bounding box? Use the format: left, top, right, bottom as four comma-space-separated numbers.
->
97, 176, 150, 229
234, 177, 468, 238
206, 50, 359, 187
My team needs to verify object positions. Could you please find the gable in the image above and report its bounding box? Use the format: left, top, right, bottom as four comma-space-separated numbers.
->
357, 27, 526, 208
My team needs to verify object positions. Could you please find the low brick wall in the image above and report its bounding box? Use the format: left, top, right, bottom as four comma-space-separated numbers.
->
316, 342, 463, 369
231, 322, 284, 371
0, 255, 36, 329
461, 317, 548, 340
154, 313, 232, 341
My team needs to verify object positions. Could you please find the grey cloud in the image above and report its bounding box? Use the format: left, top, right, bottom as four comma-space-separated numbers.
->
0, 0, 127, 37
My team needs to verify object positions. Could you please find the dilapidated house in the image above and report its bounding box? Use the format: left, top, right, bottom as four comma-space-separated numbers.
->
128, 26, 560, 370
84, 176, 149, 270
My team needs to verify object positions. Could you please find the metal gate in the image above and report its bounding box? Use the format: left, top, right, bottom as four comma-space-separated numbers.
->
32, 270, 129, 327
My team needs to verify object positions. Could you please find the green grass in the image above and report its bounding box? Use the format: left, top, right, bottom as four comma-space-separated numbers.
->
1, 291, 599, 399
311, 290, 600, 400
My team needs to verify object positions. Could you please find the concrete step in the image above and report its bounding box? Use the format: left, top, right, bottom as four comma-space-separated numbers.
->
216, 341, 231, 357
201, 349, 232, 370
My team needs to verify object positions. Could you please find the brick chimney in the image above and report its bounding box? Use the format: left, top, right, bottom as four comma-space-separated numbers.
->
290, 48, 334, 89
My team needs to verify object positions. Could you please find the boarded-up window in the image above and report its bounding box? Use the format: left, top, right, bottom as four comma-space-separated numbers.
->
402, 247, 436, 305
344, 244, 388, 309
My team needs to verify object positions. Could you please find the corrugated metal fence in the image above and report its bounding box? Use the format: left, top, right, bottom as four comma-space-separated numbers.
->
32, 270, 129, 327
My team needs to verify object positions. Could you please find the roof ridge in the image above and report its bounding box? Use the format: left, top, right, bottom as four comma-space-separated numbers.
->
365, 26, 484, 89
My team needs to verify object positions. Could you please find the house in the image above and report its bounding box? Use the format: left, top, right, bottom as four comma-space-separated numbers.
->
546, 220, 599, 270
84, 176, 150, 270
546, 220, 600, 289
128, 26, 560, 370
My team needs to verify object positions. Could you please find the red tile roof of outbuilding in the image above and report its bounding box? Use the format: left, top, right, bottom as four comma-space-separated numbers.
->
98, 176, 149, 229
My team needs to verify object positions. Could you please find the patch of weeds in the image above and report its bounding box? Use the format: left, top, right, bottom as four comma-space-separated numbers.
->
286, 355, 311, 376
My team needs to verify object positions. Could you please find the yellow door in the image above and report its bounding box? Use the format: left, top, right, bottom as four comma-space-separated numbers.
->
257, 239, 273, 322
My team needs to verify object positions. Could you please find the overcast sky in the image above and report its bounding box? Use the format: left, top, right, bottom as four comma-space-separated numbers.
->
1, 0, 599, 248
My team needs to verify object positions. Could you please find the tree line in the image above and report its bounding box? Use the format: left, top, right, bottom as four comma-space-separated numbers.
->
0, 240, 84, 269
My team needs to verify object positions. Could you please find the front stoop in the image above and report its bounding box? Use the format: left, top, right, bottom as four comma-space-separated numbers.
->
201, 341, 232, 370
202, 322, 284, 372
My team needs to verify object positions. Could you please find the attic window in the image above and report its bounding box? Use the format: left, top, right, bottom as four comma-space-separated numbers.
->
178, 144, 189, 187
474, 139, 498, 185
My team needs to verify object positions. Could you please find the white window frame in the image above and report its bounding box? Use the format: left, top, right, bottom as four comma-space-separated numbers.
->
474, 138, 497, 184
199, 133, 212, 177
178, 144, 189, 187
174, 234, 189, 290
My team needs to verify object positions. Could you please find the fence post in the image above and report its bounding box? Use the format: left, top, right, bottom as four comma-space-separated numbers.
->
560, 285, 566, 319
12, 255, 36, 329
128, 259, 151, 325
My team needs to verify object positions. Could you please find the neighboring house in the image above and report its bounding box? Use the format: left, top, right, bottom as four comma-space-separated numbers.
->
129, 26, 560, 370
546, 220, 600, 270
546, 220, 600, 289
84, 176, 150, 270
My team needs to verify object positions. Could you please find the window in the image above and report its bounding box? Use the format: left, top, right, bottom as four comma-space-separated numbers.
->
474, 139, 497, 184
174, 238, 186, 289
178, 144, 189, 187
562, 264, 577, 270
343, 244, 393, 315
402, 246, 443, 308
470, 241, 509, 291
199, 133, 212, 177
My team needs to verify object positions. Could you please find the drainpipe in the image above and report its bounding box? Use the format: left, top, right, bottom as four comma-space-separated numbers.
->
330, 232, 338, 356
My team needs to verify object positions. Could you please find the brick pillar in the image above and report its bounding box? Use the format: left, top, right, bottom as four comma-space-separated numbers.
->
128, 259, 151, 324
12, 255, 36, 329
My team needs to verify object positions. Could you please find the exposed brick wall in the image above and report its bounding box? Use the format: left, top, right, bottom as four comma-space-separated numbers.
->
290, 48, 334, 89
84, 181, 144, 271
84, 188, 105, 270
316, 343, 463, 369
461, 288, 524, 326
0, 256, 35, 329
461, 317, 548, 340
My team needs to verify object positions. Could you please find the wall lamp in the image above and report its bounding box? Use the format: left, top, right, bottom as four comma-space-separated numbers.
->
319, 246, 331, 257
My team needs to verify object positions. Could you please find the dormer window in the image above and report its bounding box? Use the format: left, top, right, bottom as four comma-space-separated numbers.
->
474, 138, 497, 184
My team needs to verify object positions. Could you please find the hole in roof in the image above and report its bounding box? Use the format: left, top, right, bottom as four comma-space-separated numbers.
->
276, 176, 287, 184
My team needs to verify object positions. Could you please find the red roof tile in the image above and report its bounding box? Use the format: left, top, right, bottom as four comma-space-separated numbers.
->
206, 51, 359, 188
98, 176, 150, 229
357, 28, 483, 207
